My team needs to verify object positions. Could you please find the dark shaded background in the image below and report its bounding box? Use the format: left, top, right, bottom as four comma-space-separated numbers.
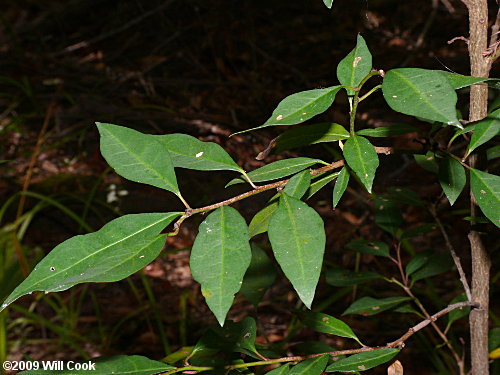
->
1, 0, 498, 374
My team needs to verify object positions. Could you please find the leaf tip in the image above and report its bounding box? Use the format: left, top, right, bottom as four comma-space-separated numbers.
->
216, 317, 226, 327
299, 292, 314, 309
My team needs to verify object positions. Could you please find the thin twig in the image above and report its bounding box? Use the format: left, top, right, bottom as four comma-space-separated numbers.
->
167, 160, 346, 235
440, 0, 456, 13
349, 71, 383, 135
164, 301, 477, 374
429, 205, 472, 301
168, 140, 415, 236
448, 36, 469, 45
403, 286, 467, 375
385, 301, 478, 348
490, 6, 500, 46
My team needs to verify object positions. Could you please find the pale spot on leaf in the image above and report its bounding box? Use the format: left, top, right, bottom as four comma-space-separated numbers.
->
195, 152, 204, 158
276, 114, 284, 121
201, 288, 213, 298
353, 56, 362, 67
480, 190, 486, 194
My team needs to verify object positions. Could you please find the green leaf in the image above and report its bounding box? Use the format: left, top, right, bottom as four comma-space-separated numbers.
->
382, 69, 460, 127
296, 311, 362, 344
96, 123, 180, 195
489, 327, 500, 352
337, 34, 373, 96
276, 123, 350, 153
411, 252, 454, 282
240, 244, 277, 306
401, 224, 437, 240
268, 194, 325, 308
487, 145, 500, 160
266, 364, 290, 375
283, 170, 311, 199
414, 151, 438, 174
394, 304, 422, 316
325, 348, 399, 372
449, 123, 475, 145
462, 216, 490, 223
190, 206, 251, 325
19, 355, 175, 375
466, 109, 500, 157
227, 158, 324, 187
332, 167, 350, 207
326, 268, 381, 287
405, 250, 434, 276
307, 172, 340, 199
438, 157, 466, 205
164, 347, 194, 364
343, 296, 412, 316
233, 87, 342, 135
323, 0, 334, 9
438, 71, 500, 90
447, 294, 471, 327
248, 202, 279, 238
193, 317, 259, 358
157, 133, 243, 173
470, 169, 500, 228
374, 197, 403, 235
386, 187, 424, 206
491, 94, 500, 111
343, 135, 378, 193
288, 355, 329, 375
356, 124, 417, 137
345, 240, 390, 258
1, 213, 181, 310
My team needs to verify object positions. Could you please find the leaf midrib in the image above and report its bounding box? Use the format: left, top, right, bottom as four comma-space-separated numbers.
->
248, 159, 321, 180
104, 128, 179, 193
393, 70, 455, 122
54, 235, 165, 289
330, 349, 397, 369
271, 87, 339, 121
351, 137, 368, 182
349, 43, 362, 87
18, 215, 174, 295
217, 207, 227, 316
164, 138, 242, 172
282, 195, 307, 291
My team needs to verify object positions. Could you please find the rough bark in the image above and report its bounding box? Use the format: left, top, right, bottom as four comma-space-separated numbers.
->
463, 1, 492, 374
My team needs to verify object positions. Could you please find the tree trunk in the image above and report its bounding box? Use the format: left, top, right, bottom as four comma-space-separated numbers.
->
464, 1, 491, 374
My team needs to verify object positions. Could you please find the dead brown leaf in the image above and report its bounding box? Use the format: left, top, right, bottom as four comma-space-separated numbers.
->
388, 360, 404, 375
